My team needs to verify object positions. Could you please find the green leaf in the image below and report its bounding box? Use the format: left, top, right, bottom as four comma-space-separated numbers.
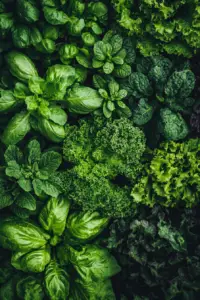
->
43, 7, 69, 25
103, 62, 114, 74
0, 217, 50, 252
66, 86, 103, 114
0, 90, 19, 113
108, 80, 119, 96
12, 246, 51, 273
27, 140, 41, 165
68, 245, 121, 281
0, 177, 14, 209
132, 98, 153, 126
112, 56, 124, 65
28, 76, 45, 95
158, 220, 187, 252
2, 111, 31, 146
110, 34, 123, 55
39, 196, 70, 236
92, 59, 104, 69
98, 89, 108, 99
66, 211, 108, 242
45, 260, 69, 300
114, 63, 131, 78
70, 278, 116, 300
39, 151, 62, 173
37, 180, 61, 198
6, 161, 22, 179
14, 82, 31, 99
107, 101, 115, 111
49, 106, 67, 126
4, 145, 23, 164
103, 102, 112, 118
32, 178, 43, 197
17, 276, 44, 300
93, 41, 106, 61
6, 51, 38, 82
15, 192, 36, 211
0, 278, 15, 300
17, 177, 32, 192
76, 53, 90, 68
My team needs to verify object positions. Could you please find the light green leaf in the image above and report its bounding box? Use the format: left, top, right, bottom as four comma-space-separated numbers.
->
103, 62, 114, 74
103, 102, 112, 118
68, 245, 121, 281
2, 111, 31, 146
0, 217, 50, 252
12, 246, 51, 273
45, 260, 69, 300
66, 211, 108, 242
39, 196, 70, 236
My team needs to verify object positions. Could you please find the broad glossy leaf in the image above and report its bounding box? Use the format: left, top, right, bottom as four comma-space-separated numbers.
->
0, 90, 19, 112
66, 86, 103, 114
68, 245, 121, 281
2, 111, 31, 146
39, 196, 70, 236
0, 217, 50, 251
12, 246, 51, 273
45, 260, 69, 300
66, 211, 108, 242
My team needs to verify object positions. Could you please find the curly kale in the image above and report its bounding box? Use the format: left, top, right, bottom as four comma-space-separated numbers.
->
61, 116, 146, 217
131, 139, 200, 208
104, 205, 200, 300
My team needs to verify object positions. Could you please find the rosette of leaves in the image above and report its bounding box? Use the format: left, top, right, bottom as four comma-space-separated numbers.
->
122, 56, 195, 141
0, 197, 120, 299
105, 205, 200, 299
0, 139, 63, 218
93, 75, 131, 118
131, 138, 200, 208
0, 51, 79, 145
92, 30, 135, 78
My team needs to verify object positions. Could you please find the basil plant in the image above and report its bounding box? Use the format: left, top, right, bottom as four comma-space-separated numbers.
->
1, 51, 79, 145
0, 197, 120, 299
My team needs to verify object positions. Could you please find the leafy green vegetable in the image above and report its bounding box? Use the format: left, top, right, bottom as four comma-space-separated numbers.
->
61, 116, 145, 217
93, 75, 131, 118
0, 198, 119, 298
131, 139, 200, 207
6, 51, 38, 82
92, 30, 132, 78
111, 0, 200, 57
105, 205, 200, 299
66, 86, 103, 114
4, 139, 63, 199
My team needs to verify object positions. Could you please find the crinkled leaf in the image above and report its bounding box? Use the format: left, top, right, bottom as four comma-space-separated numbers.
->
39, 196, 70, 236
45, 260, 69, 300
